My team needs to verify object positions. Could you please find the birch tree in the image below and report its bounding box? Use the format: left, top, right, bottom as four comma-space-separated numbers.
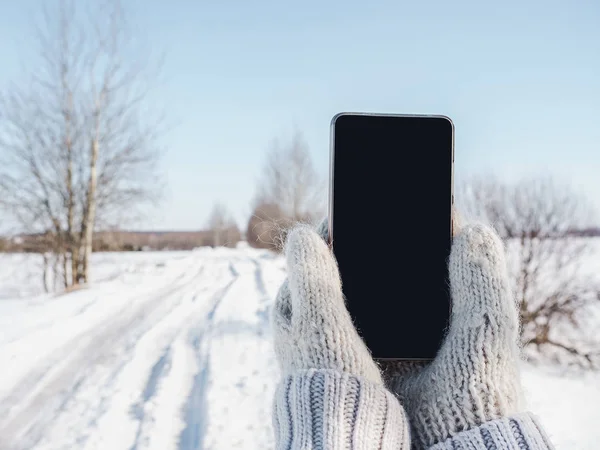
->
0, 0, 162, 289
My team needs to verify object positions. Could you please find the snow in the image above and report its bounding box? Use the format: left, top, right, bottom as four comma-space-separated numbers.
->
0, 247, 598, 449
523, 365, 600, 449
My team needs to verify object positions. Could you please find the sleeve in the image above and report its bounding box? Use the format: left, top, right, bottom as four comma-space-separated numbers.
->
428, 413, 555, 450
272, 369, 410, 450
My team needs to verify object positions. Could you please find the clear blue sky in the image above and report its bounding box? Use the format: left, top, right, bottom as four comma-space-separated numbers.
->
1, 0, 599, 230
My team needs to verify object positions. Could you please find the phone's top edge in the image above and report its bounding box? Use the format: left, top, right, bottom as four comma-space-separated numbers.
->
331, 112, 454, 126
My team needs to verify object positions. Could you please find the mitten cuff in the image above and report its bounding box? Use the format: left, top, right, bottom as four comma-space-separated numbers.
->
273, 369, 410, 450
429, 413, 554, 450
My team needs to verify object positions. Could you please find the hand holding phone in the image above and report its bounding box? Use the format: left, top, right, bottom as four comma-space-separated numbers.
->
272, 218, 541, 449
272, 134, 553, 448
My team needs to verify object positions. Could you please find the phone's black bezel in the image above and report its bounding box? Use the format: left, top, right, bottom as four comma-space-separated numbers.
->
328, 112, 455, 362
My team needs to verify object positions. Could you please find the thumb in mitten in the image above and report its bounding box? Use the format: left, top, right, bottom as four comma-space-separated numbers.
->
272, 224, 382, 384
396, 224, 525, 448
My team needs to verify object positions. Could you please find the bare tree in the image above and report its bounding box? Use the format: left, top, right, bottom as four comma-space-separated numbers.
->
0, 0, 162, 289
458, 175, 600, 368
76, 0, 162, 282
207, 203, 228, 247
205, 203, 241, 248
256, 131, 324, 221
0, 0, 81, 287
248, 131, 324, 250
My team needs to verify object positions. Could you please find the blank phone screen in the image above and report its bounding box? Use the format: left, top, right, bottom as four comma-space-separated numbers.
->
331, 114, 453, 360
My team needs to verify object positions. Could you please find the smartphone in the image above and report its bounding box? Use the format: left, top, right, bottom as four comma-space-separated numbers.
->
329, 113, 454, 361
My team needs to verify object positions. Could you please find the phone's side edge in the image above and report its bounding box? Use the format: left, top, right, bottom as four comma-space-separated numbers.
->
328, 113, 346, 247
448, 116, 455, 329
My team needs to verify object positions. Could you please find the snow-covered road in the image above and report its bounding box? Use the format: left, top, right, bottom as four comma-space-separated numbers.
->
0, 248, 285, 450
0, 248, 598, 449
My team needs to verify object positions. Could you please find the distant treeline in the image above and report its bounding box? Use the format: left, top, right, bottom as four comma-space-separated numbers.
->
0, 228, 243, 253
1, 226, 598, 253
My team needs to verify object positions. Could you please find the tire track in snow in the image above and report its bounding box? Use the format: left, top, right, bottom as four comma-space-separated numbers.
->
251, 258, 272, 332
128, 346, 172, 449
118, 255, 239, 450
125, 280, 235, 450
177, 277, 238, 450
1, 262, 202, 418
63, 263, 228, 450
0, 260, 209, 450
196, 254, 282, 450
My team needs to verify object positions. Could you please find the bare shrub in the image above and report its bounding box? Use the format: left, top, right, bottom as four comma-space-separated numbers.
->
246, 202, 293, 251
458, 175, 600, 368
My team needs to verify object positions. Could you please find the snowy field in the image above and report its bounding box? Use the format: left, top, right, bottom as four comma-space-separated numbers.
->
0, 246, 599, 449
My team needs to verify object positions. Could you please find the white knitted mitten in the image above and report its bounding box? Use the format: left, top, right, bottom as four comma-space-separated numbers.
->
272, 223, 410, 449
390, 224, 554, 450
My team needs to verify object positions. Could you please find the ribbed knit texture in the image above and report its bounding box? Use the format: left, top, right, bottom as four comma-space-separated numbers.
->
430, 413, 554, 450
272, 221, 555, 450
273, 369, 409, 449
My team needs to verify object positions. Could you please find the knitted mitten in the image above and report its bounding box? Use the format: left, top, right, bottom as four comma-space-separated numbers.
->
389, 224, 554, 450
272, 223, 410, 449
